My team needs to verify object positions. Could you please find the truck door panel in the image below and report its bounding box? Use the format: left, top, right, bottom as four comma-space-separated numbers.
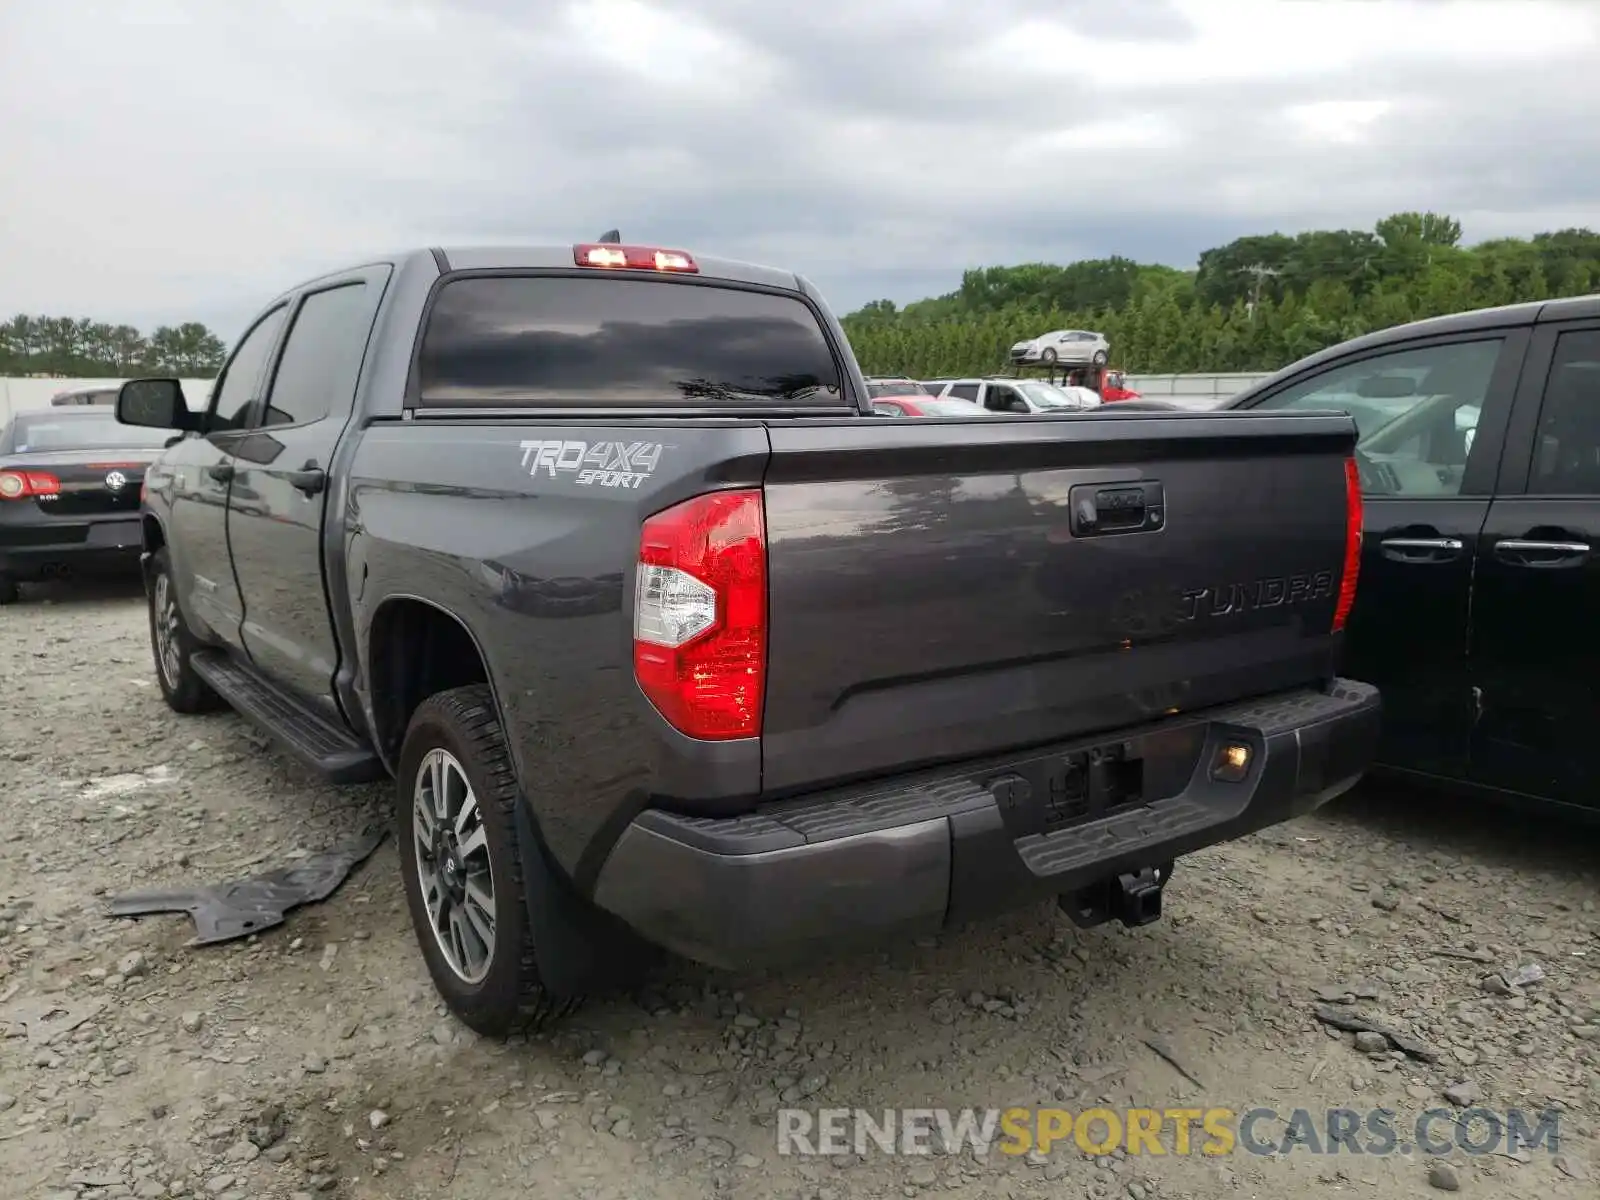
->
165, 305, 289, 649
226, 272, 388, 717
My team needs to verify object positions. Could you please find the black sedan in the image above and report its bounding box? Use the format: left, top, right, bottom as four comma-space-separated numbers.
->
0, 407, 174, 603
1223, 291, 1600, 816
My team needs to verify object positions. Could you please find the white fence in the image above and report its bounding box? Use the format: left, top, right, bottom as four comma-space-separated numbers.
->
0, 377, 214, 423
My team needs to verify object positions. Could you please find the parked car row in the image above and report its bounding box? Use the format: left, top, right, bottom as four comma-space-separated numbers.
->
7, 261, 1595, 842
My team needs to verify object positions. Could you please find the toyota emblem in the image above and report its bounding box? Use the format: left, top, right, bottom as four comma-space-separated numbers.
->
105, 471, 127, 492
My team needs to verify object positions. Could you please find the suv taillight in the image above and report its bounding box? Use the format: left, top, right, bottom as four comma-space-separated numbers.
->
1332, 456, 1362, 632
633, 489, 767, 740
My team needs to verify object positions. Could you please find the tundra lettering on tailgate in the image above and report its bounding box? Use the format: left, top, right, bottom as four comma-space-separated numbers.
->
518, 439, 665, 489
1109, 570, 1336, 636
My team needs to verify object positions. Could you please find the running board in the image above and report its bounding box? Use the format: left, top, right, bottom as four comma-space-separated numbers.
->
190, 650, 385, 784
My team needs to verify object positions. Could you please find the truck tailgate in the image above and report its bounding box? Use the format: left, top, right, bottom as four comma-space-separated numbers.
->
759, 410, 1358, 794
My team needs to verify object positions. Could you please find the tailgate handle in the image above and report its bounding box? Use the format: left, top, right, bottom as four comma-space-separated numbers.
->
1068, 481, 1164, 538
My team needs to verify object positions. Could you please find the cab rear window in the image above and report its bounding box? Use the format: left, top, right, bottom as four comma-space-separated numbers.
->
416, 275, 844, 407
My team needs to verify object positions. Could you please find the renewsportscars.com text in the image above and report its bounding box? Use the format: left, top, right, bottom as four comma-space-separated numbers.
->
776, 1106, 1561, 1159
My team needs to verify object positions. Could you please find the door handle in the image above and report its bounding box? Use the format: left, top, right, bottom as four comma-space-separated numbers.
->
1493, 538, 1590, 568
1379, 536, 1463, 564
207, 463, 234, 484
285, 463, 327, 497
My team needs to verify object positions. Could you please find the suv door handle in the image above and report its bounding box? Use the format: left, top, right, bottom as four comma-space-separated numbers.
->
285, 464, 326, 497
1493, 538, 1590, 568
207, 463, 234, 483
1379, 536, 1463, 563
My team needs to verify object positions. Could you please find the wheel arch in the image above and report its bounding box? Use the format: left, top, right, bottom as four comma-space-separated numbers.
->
366, 594, 502, 773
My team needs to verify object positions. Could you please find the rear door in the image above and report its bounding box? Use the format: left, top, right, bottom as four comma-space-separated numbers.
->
1237, 330, 1527, 780
163, 304, 289, 649
1468, 322, 1600, 809
226, 268, 389, 716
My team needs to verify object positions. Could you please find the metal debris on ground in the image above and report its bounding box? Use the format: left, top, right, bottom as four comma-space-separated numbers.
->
104, 827, 386, 945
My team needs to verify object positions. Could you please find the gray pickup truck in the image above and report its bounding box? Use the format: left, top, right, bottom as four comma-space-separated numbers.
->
114, 239, 1380, 1036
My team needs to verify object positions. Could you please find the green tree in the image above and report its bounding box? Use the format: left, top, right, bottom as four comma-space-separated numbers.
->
0, 312, 225, 377
841, 211, 1600, 379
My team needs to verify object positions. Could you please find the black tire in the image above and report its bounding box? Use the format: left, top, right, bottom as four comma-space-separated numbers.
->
1092, 349, 1109, 366
147, 548, 223, 714
1041, 346, 1058, 364
397, 685, 583, 1037
0, 576, 17, 606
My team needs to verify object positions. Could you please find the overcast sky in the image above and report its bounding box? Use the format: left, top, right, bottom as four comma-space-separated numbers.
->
3, 0, 1597, 341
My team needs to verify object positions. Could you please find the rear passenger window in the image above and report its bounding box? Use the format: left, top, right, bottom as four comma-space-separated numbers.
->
948, 383, 979, 401
259, 283, 373, 428
1529, 330, 1600, 495
417, 276, 843, 406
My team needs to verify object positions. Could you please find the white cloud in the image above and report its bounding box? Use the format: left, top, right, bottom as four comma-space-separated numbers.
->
0, 0, 1596, 338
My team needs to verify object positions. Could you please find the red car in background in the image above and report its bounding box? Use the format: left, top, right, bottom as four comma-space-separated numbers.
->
1098, 370, 1142, 402
870, 395, 989, 417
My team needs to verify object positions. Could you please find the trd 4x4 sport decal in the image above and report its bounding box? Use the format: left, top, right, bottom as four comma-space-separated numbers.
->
517, 439, 664, 490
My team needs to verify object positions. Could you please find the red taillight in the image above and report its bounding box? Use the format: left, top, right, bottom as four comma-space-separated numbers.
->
633, 489, 767, 740
0, 469, 61, 500
1332, 456, 1362, 632
574, 243, 698, 273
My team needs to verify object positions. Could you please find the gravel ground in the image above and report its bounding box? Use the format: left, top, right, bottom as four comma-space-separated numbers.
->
2, 579, 1598, 1200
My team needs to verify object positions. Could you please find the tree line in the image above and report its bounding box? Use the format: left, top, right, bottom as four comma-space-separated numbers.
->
0, 315, 227, 377
842, 212, 1600, 378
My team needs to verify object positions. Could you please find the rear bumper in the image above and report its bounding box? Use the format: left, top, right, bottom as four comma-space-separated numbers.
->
0, 513, 143, 579
592, 679, 1380, 969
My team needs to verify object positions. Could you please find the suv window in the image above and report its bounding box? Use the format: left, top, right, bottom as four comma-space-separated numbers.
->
1248, 338, 1504, 497
211, 307, 289, 431
258, 283, 373, 428
417, 276, 843, 406
1529, 330, 1600, 495
947, 383, 979, 402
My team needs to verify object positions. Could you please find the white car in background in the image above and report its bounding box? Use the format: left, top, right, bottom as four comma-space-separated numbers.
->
930, 378, 1100, 414
1009, 329, 1111, 367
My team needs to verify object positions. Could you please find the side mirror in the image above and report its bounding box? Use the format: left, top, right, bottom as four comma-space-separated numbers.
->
117, 378, 195, 432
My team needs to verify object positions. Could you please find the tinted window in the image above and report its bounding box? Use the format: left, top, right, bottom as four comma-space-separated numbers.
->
947, 383, 979, 401
871, 402, 905, 417
259, 283, 373, 428
7, 415, 172, 453
211, 307, 289, 430
1529, 330, 1600, 495
1248, 338, 1504, 497
417, 276, 843, 406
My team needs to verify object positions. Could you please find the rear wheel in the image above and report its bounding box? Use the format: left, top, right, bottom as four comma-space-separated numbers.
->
147, 549, 222, 713
397, 685, 584, 1037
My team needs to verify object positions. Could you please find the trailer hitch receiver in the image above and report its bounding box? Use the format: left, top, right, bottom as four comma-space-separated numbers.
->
1059, 862, 1173, 930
